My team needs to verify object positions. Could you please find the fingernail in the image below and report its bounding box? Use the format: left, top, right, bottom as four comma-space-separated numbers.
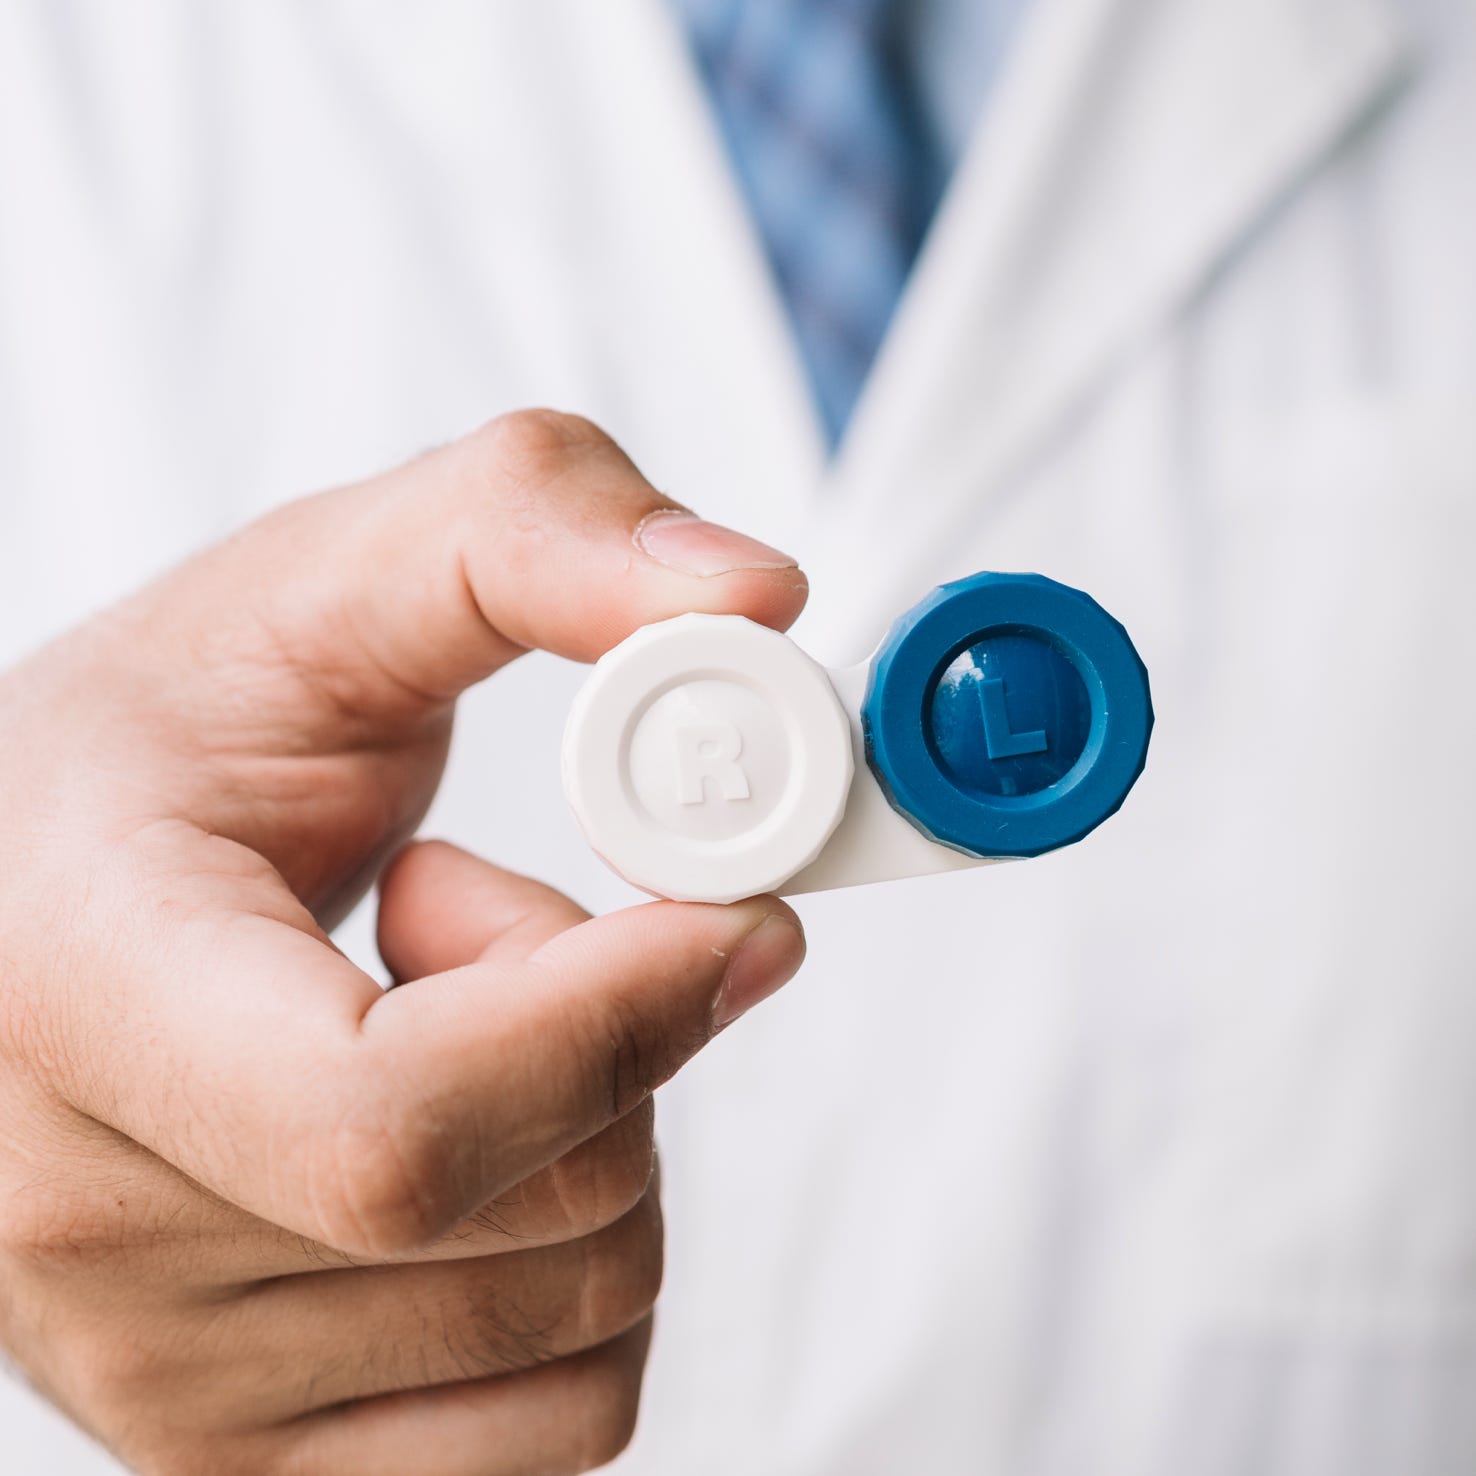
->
713, 914, 806, 1030
635, 509, 798, 577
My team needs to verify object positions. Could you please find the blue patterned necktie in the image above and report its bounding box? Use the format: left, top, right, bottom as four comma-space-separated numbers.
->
676, 0, 945, 448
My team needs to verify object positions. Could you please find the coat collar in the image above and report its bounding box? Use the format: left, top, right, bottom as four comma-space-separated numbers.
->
789, 0, 1417, 659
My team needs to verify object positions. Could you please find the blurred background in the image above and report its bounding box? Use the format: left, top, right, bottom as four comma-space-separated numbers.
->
2, 2, 1475, 1472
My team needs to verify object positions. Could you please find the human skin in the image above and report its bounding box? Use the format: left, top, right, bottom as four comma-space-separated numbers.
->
0, 411, 809, 1475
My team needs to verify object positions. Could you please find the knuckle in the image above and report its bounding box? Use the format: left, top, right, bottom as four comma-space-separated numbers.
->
475, 408, 609, 472
540, 1101, 656, 1238
580, 1192, 664, 1342
313, 1104, 455, 1256
570, 1360, 645, 1472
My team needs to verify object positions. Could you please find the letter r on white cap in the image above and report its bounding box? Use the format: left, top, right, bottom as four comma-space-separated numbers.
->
675, 723, 751, 805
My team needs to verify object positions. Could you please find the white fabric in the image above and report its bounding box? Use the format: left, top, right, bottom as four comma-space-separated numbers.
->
0, 1, 1473, 1472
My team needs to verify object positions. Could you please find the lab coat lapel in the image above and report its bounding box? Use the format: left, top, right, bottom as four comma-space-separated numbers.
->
521, 2, 827, 540
801, 0, 1414, 661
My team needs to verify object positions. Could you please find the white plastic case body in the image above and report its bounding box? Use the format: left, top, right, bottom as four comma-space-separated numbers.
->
561, 613, 994, 904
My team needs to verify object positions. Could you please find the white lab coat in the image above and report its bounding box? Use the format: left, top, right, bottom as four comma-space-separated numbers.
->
1, 1, 1473, 1472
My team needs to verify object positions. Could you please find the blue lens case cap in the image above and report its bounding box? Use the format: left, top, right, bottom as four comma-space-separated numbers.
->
861, 572, 1153, 858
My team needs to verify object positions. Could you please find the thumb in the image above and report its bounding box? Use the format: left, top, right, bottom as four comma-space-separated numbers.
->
66, 874, 803, 1258
120, 409, 807, 720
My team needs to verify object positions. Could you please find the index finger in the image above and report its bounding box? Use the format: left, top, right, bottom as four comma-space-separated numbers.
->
118, 409, 809, 724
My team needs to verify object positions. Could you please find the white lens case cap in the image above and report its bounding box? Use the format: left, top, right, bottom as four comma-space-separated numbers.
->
561, 613, 854, 904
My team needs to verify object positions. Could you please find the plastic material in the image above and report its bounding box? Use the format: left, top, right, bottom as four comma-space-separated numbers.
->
562, 573, 1153, 901
561, 613, 854, 904
862, 572, 1153, 858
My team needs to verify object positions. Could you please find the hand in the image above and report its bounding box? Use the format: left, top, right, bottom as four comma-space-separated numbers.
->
0, 412, 809, 1475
